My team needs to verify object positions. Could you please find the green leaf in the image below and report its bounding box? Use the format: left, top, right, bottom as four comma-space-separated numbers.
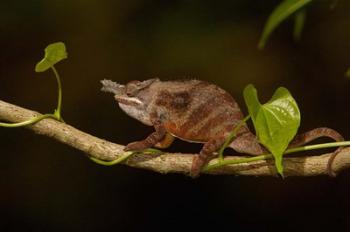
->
243, 84, 301, 175
258, 0, 312, 49
293, 9, 306, 41
35, 42, 67, 72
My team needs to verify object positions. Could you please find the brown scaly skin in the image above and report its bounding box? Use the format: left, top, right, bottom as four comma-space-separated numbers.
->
101, 79, 344, 178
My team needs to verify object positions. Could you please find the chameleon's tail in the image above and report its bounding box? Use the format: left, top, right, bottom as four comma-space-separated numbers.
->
100, 79, 125, 95
288, 127, 344, 177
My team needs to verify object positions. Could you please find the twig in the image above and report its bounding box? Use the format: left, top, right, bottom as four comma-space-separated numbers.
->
1, 99, 349, 177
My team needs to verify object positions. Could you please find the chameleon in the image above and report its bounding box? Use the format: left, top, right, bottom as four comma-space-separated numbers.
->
101, 78, 344, 177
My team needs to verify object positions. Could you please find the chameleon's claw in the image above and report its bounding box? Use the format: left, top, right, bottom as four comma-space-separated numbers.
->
124, 141, 147, 151
190, 155, 205, 178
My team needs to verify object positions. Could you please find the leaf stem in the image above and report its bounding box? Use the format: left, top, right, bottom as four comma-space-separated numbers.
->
0, 66, 64, 128
218, 115, 251, 161
51, 66, 63, 122
204, 141, 350, 172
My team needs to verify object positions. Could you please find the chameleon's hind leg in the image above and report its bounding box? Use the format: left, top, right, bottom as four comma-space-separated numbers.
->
288, 127, 344, 177
191, 136, 227, 178
229, 131, 266, 155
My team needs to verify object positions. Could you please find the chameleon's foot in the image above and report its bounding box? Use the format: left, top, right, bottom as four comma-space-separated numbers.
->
191, 138, 226, 178
124, 141, 149, 151
190, 155, 206, 178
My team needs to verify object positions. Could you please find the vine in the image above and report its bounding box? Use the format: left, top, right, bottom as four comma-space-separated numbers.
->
0, 42, 66, 127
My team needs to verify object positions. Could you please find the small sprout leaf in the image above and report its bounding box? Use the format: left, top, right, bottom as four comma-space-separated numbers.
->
243, 84, 301, 175
35, 42, 67, 72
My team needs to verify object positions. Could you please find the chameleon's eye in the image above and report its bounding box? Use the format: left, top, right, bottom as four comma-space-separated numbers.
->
126, 82, 140, 96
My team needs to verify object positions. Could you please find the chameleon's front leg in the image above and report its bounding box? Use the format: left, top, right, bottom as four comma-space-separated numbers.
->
124, 121, 167, 151
191, 136, 227, 178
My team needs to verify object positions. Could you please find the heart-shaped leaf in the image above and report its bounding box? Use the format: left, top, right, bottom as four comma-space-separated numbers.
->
35, 42, 67, 72
243, 84, 301, 175
258, 0, 312, 49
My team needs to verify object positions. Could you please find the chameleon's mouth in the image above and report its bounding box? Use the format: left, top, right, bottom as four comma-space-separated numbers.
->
115, 96, 143, 107
101, 79, 144, 107
117, 96, 151, 126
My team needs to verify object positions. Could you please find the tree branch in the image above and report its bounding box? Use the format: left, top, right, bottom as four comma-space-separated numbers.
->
1, 99, 349, 177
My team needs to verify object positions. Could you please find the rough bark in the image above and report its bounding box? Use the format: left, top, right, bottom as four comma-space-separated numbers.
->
1, 99, 349, 177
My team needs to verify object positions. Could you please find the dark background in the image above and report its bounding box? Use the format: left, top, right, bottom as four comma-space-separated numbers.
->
1, 0, 350, 231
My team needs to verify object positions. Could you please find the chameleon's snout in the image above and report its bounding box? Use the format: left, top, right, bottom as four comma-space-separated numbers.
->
100, 79, 125, 95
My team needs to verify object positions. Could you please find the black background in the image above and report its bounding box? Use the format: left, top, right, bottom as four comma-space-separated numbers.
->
1, 0, 350, 231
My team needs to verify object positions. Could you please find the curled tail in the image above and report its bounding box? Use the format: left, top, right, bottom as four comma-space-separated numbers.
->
289, 127, 344, 177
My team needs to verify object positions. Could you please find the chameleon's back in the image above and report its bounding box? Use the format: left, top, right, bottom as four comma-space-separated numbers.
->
148, 80, 248, 143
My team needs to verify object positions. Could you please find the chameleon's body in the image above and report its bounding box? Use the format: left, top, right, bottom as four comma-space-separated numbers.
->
101, 79, 343, 177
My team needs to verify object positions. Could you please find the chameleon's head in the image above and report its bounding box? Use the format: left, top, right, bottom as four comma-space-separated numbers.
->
101, 79, 160, 125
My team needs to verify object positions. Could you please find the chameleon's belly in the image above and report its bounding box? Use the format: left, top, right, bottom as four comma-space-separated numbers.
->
163, 121, 208, 143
